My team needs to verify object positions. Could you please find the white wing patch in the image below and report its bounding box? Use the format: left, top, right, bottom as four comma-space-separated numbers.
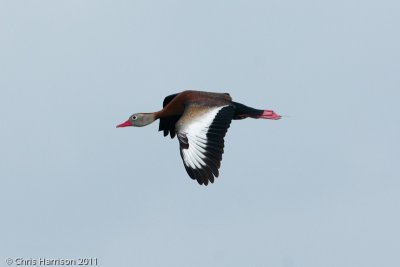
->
179, 106, 227, 170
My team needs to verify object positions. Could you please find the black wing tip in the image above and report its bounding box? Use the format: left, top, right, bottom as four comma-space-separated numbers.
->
159, 129, 176, 139
184, 165, 218, 186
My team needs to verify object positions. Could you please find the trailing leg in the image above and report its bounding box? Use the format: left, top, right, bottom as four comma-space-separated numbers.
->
232, 102, 281, 120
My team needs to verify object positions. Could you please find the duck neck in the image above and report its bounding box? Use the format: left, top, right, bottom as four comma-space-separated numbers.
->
139, 113, 157, 127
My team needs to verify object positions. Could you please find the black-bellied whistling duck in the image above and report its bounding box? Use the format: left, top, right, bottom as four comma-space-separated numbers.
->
117, 90, 281, 185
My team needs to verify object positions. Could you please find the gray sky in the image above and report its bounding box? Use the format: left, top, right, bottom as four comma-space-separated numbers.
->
1, 0, 399, 266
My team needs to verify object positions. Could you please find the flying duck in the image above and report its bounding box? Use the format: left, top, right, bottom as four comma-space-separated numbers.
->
117, 90, 281, 185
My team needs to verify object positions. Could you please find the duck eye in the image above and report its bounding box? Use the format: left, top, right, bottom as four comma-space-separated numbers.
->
131, 115, 138, 120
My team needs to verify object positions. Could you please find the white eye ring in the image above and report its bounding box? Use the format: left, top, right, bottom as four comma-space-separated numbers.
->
131, 115, 138, 120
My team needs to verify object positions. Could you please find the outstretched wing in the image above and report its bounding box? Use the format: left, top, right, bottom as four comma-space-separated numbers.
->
176, 105, 235, 185
158, 93, 179, 138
